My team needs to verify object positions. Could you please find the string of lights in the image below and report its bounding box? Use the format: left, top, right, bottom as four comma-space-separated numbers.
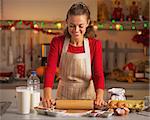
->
0, 20, 149, 35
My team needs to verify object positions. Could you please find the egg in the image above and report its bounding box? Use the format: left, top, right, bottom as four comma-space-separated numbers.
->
117, 101, 125, 108
124, 107, 130, 115
124, 103, 128, 108
116, 108, 126, 116
109, 101, 117, 108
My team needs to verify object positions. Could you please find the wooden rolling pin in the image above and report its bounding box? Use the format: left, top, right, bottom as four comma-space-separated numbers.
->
55, 100, 94, 110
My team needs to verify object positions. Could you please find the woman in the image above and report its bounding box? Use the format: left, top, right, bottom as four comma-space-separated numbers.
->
43, 2, 105, 108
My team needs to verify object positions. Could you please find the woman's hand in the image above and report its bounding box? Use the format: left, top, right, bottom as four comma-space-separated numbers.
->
42, 98, 55, 108
94, 98, 106, 107
42, 87, 55, 108
94, 89, 107, 108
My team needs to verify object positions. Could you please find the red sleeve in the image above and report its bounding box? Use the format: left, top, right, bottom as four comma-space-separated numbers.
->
92, 40, 105, 90
44, 36, 61, 88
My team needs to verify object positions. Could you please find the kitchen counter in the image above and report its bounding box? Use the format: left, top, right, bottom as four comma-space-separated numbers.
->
0, 79, 149, 89
0, 79, 149, 100
1, 103, 150, 120
0, 89, 150, 120
0, 79, 149, 120
1, 87, 150, 120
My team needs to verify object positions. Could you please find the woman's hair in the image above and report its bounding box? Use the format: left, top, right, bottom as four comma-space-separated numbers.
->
64, 2, 91, 38
85, 25, 97, 38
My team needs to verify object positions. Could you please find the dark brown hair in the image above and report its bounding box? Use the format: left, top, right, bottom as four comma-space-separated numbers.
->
85, 25, 96, 38
64, 2, 91, 38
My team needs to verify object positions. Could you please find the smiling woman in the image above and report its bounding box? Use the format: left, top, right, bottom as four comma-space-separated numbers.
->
43, 2, 105, 109
67, 15, 89, 46
64, 2, 91, 41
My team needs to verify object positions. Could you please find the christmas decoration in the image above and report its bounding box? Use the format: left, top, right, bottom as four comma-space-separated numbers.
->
0, 20, 149, 32
132, 29, 149, 47
0, 20, 62, 35
98, 2, 109, 22
36, 66, 46, 77
112, 1, 124, 21
16, 56, 25, 78
127, 1, 139, 21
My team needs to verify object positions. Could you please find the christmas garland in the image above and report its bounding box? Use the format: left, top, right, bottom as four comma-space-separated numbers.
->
132, 29, 149, 47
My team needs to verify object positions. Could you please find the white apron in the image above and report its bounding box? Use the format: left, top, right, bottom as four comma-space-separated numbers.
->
56, 38, 95, 100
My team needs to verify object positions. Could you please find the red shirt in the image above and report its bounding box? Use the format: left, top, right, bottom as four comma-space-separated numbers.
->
44, 35, 105, 90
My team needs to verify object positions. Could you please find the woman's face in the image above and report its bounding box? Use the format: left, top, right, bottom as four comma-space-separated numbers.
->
67, 15, 89, 40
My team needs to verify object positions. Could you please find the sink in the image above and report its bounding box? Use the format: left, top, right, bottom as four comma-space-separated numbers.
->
0, 101, 11, 116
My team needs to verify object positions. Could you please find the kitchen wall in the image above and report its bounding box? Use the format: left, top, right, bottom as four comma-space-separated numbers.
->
0, 0, 147, 75
0, 0, 97, 20
0, 29, 146, 74
1, 0, 148, 21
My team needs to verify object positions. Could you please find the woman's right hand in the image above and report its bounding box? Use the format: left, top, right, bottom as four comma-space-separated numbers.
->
42, 87, 55, 108
42, 98, 55, 108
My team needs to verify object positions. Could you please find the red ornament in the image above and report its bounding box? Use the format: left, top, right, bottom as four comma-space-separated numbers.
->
123, 63, 136, 71
17, 63, 25, 78
132, 29, 149, 47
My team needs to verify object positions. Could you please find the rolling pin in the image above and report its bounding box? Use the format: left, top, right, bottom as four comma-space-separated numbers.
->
55, 100, 94, 110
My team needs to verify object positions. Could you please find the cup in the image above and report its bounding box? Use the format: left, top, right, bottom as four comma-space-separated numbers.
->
30, 91, 40, 111
16, 86, 31, 114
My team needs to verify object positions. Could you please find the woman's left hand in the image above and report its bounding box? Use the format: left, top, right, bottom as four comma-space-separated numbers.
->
94, 89, 107, 108
94, 97, 107, 107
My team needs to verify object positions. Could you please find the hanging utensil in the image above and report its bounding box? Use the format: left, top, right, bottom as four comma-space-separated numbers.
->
8, 31, 13, 66
1, 31, 6, 62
